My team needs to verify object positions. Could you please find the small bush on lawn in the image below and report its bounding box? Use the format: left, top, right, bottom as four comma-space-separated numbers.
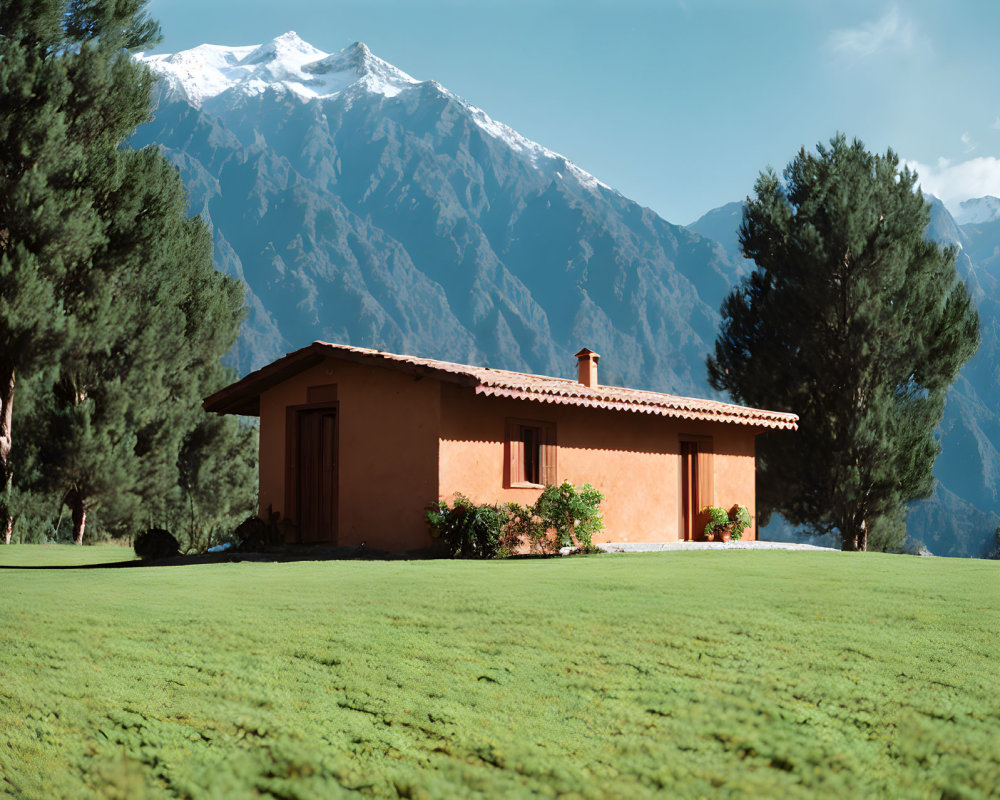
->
427, 483, 605, 558
209, 512, 290, 553
503, 503, 550, 555
730, 504, 752, 539
133, 529, 180, 560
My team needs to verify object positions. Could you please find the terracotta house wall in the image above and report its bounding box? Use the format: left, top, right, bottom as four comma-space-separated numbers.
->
258, 359, 441, 550
438, 383, 759, 542
254, 356, 761, 550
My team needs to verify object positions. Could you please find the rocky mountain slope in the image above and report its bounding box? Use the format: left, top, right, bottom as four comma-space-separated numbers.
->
133, 33, 738, 396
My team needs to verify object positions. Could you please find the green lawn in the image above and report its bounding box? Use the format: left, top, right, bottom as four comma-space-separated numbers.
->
0, 547, 997, 798
0, 544, 136, 567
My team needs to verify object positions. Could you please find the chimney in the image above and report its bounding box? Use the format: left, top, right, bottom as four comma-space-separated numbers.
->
575, 348, 600, 388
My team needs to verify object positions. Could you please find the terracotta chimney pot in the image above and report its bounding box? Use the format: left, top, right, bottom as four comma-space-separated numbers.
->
574, 348, 600, 388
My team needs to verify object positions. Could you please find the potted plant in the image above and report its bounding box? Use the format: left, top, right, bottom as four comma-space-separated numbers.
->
703, 506, 731, 542
728, 504, 752, 541
702, 505, 753, 542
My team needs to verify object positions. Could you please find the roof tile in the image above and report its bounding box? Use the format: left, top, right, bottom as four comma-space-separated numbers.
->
308, 343, 799, 430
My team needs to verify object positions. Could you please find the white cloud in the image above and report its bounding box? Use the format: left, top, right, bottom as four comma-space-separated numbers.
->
828, 6, 915, 56
961, 132, 976, 153
992, 115, 1000, 132
903, 156, 1000, 211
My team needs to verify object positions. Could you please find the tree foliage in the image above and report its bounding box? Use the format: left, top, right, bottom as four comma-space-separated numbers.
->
0, 0, 256, 544
708, 135, 979, 551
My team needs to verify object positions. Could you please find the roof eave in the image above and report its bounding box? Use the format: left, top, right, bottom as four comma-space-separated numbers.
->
203, 345, 328, 416
203, 341, 480, 416
474, 384, 798, 429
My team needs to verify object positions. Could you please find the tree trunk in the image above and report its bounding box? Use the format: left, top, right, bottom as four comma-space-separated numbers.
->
69, 490, 87, 546
0, 364, 14, 544
840, 516, 869, 551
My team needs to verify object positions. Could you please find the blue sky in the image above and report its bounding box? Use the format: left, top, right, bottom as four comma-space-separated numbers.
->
145, 0, 1000, 225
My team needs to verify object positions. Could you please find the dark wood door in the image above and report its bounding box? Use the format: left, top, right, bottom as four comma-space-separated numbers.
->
681, 441, 698, 541
297, 409, 338, 543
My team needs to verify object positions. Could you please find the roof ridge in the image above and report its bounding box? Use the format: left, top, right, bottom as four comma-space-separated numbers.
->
311, 341, 797, 428
204, 341, 797, 430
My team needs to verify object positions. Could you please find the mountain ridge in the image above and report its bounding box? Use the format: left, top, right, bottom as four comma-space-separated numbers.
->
133, 34, 736, 398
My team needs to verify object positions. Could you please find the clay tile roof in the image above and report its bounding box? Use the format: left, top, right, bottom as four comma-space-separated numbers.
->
204, 341, 798, 430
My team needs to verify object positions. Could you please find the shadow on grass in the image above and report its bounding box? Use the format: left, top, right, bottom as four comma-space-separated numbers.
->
0, 545, 445, 569
0, 546, 604, 568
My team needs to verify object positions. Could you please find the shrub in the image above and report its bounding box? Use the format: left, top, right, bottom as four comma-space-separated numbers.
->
534, 482, 605, 551
134, 529, 180, 561
426, 483, 606, 558
426, 495, 515, 559
503, 502, 551, 555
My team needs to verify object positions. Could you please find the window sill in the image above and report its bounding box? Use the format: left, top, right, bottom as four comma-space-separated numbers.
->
508, 482, 545, 490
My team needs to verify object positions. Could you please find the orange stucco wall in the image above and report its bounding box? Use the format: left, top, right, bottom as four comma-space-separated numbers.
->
257, 356, 761, 550
258, 359, 440, 550
438, 383, 759, 543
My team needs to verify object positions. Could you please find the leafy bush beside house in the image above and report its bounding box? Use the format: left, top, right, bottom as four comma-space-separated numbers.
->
427, 482, 605, 558
425, 495, 517, 559
535, 482, 605, 550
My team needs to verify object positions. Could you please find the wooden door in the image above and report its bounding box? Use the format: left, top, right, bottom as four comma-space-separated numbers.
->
297, 408, 338, 543
681, 442, 698, 541
680, 438, 714, 541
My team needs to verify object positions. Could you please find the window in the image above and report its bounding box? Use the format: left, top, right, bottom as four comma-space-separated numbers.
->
506, 418, 556, 488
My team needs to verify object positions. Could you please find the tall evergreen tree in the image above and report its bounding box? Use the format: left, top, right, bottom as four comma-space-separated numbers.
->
708, 135, 980, 551
2, 0, 256, 545
25, 147, 248, 544
0, 0, 158, 541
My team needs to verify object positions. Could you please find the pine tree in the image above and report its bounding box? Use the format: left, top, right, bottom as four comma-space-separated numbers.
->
0, 0, 158, 541
2, 0, 256, 545
27, 149, 248, 544
708, 135, 980, 551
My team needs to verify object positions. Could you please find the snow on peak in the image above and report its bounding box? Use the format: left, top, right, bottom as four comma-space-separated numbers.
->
440, 91, 612, 194
954, 196, 1000, 226
138, 33, 416, 106
138, 34, 612, 195
239, 31, 325, 68
301, 40, 415, 97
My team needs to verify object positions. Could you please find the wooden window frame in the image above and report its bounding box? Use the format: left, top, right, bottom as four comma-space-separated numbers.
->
505, 418, 557, 489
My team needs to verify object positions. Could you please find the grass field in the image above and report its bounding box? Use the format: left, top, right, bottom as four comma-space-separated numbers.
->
0, 545, 997, 798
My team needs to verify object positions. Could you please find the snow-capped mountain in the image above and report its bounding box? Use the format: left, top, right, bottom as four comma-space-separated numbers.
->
139, 33, 609, 193
139, 33, 416, 106
953, 195, 1000, 226
132, 33, 738, 395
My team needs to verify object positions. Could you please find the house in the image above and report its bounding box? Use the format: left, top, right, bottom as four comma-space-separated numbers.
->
203, 342, 798, 550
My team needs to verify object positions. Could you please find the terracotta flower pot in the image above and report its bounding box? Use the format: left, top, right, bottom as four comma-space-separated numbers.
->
704, 530, 716, 542
720, 527, 732, 543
